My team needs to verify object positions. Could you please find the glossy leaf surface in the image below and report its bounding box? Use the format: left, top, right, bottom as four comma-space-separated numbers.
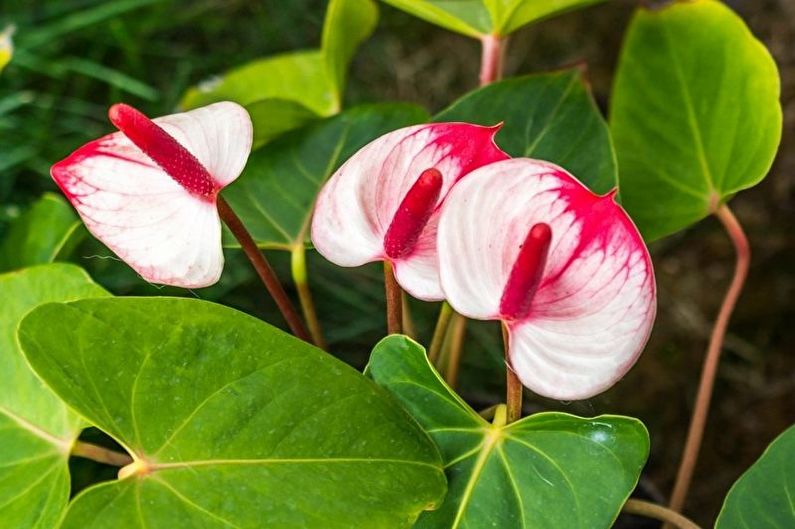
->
436, 70, 616, 194
0, 264, 108, 528
381, 0, 605, 37
610, 0, 782, 240
716, 424, 795, 529
0, 193, 83, 272
224, 102, 429, 250
368, 336, 649, 529
19, 297, 446, 529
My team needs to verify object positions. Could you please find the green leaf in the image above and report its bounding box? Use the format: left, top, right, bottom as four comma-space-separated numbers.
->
0, 264, 108, 528
716, 424, 795, 529
181, 50, 334, 115
0, 193, 85, 272
436, 69, 617, 193
246, 98, 320, 149
381, 0, 606, 37
609, 0, 782, 240
484, 0, 607, 35
223, 102, 429, 250
181, 0, 378, 147
380, 1, 491, 38
322, 0, 379, 103
19, 297, 446, 529
368, 336, 649, 529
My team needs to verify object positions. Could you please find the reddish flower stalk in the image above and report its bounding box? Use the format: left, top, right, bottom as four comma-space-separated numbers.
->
217, 198, 311, 343
667, 204, 750, 518
383, 261, 403, 335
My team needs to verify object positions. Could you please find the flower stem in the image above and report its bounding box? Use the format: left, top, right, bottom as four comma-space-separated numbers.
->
668, 203, 750, 515
383, 261, 403, 335
443, 313, 467, 387
290, 243, 326, 349
217, 196, 311, 343
428, 301, 454, 364
401, 292, 417, 339
501, 323, 523, 423
479, 34, 506, 86
623, 499, 702, 529
71, 441, 133, 467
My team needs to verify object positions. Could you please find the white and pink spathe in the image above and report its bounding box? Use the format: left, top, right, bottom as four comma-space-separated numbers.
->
51, 102, 253, 289
311, 123, 509, 301
437, 158, 656, 400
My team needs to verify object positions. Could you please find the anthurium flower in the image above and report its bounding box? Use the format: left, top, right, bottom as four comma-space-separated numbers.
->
51, 102, 253, 288
311, 123, 509, 300
437, 158, 656, 400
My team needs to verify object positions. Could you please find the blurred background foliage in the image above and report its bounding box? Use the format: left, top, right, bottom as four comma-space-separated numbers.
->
0, 0, 792, 525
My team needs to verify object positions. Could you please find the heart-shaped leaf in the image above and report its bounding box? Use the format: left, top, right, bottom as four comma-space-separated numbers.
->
436, 69, 616, 194
181, 0, 378, 147
716, 424, 795, 529
0, 193, 84, 272
381, 0, 606, 38
19, 297, 446, 529
0, 264, 108, 528
609, 0, 782, 240
368, 335, 649, 529
223, 102, 429, 250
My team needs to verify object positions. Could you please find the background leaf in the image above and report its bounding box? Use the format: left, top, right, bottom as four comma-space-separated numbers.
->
0, 192, 84, 272
436, 69, 616, 193
181, 0, 378, 148
368, 336, 649, 529
715, 424, 795, 529
322, 0, 379, 103
609, 0, 782, 240
484, 0, 607, 36
381, 0, 606, 37
380, 1, 491, 38
246, 99, 323, 149
223, 102, 429, 250
0, 264, 108, 528
19, 297, 446, 529
181, 50, 334, 116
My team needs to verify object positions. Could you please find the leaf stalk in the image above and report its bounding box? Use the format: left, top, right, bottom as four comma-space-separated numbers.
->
290, 243, 327, 349
668, 203, 750, 517
623, 499, 702, 529
71, 441, 133, 467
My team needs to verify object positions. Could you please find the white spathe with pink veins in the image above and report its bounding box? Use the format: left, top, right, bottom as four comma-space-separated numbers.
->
311, 122, 508, 301
51, 102, 252, 288
437, 158, 656, 400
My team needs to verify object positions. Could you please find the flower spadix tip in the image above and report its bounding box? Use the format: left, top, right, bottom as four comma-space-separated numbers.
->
499, 222, 553, 321
107, 102, 216, 199
384, 168, 443, 260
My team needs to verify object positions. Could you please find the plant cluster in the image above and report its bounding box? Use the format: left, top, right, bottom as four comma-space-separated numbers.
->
0, 1, 791, 528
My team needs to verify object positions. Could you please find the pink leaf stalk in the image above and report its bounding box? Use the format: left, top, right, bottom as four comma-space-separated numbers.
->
51, 102, 253, 288
311, 123, 509, 300
437, 158, 656, 400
